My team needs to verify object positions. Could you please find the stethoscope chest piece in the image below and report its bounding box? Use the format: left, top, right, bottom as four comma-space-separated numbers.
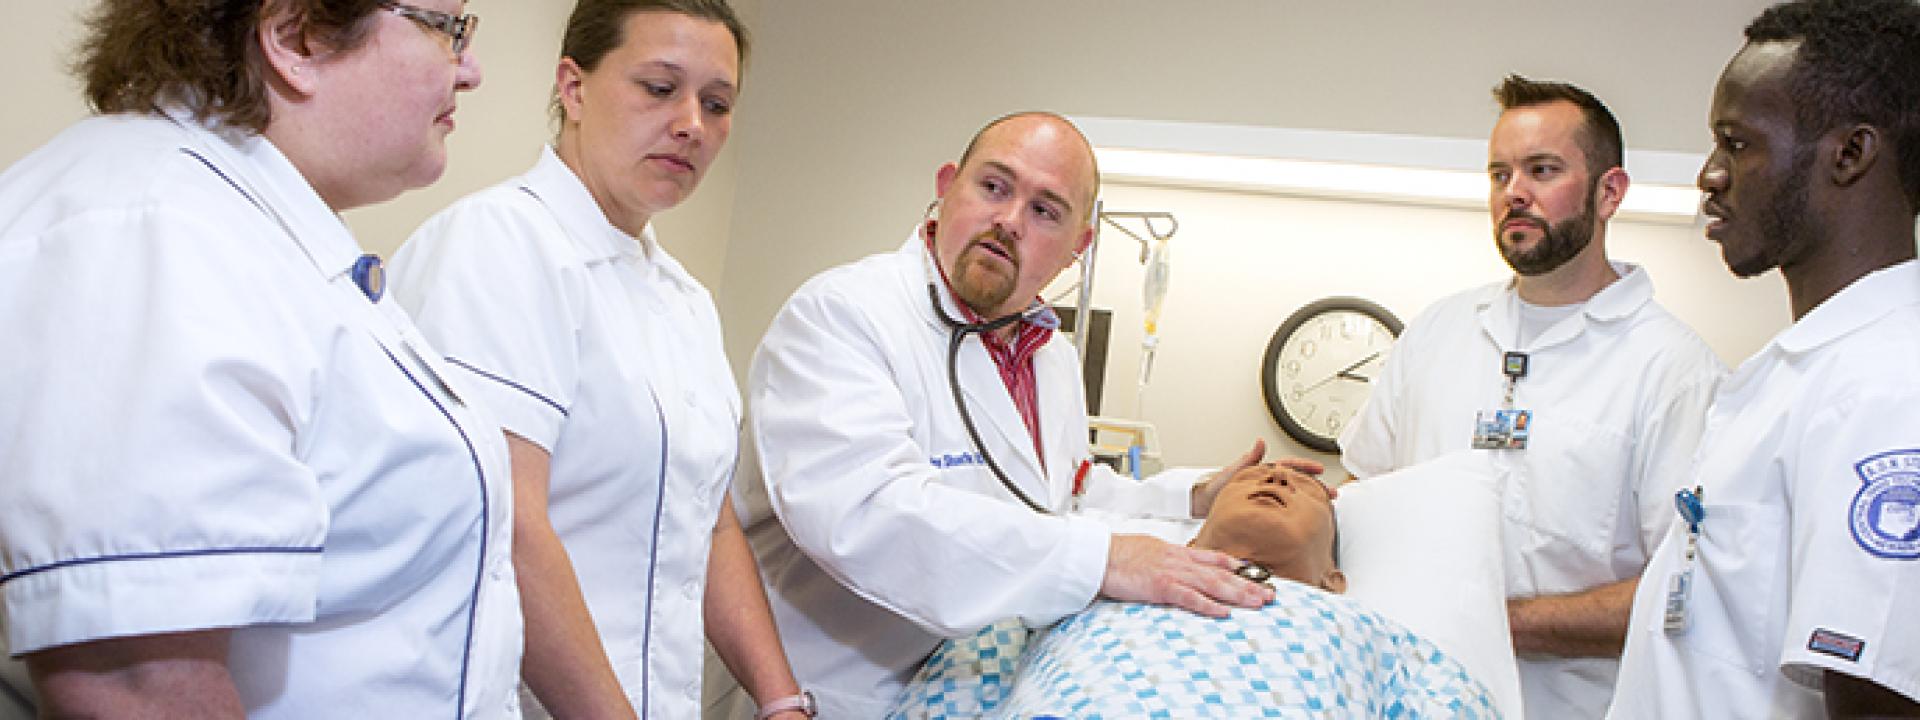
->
352, 254, 385, 302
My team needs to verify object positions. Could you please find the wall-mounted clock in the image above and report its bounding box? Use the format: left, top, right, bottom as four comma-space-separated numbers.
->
1260, 297, 1403, 453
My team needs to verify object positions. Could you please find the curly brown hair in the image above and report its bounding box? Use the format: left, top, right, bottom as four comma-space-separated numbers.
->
76, 0, 387, 132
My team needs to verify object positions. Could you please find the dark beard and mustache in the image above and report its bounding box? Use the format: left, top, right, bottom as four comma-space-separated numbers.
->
950, 227, 1021, 316
1496, 176, 1600, 277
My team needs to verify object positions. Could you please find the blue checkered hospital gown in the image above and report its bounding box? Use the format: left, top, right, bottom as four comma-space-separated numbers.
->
888, 581, 1498, 719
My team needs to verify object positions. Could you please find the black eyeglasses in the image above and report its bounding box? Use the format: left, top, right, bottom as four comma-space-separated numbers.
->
381, 1, 479, 56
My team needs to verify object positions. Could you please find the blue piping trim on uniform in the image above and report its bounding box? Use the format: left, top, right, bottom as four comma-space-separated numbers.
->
444, 356, 569, 417
638, 387, 669, 720
380, 347, 490, 720
180, 148, 266, 215
0, 546, 323, 586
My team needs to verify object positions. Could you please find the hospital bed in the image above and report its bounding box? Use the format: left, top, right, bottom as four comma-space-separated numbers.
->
888, 452, 1523, 718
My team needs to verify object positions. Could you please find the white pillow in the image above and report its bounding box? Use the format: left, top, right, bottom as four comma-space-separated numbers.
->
1335, 450, 1522, 719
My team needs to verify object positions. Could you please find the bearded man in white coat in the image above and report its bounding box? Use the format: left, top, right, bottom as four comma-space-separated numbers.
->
720, 112, 1308, 717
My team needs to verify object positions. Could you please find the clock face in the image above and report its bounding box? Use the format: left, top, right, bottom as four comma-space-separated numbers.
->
1260, 298, 1403, 453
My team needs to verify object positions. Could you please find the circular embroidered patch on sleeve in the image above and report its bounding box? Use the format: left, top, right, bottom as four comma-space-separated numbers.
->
1851, 449, 1920, 559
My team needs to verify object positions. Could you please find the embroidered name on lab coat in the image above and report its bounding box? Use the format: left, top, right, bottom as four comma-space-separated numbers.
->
930, 451, 987, 469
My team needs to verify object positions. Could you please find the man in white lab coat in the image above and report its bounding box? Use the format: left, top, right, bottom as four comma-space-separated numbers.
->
1338, 76, 1726, 719
1610, 0, 1920, 715
726, 112, 1298, 717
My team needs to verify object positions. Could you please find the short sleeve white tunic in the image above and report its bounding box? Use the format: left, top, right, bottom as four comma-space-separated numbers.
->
0, 112, 521, 718
1610, 260, 1920, 718
1338, 264, 1726, 718
391, 147, 742, 720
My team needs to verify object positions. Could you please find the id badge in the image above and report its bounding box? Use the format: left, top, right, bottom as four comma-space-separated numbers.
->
1662, 565, 1693, 634
1471, 409, 1531, 449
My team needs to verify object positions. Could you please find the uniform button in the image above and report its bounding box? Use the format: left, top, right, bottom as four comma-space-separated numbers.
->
685, 680, 700, 700
684, 389, 698, 407
683, 579, 700, 599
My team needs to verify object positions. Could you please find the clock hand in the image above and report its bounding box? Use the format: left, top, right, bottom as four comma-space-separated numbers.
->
1299, 352, 1385, 394
1335, 352, 1382, 377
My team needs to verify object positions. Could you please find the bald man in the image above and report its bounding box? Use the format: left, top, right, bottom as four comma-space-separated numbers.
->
717, 112, 1303, 717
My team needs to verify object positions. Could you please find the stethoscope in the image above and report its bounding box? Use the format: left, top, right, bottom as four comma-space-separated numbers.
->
927, 281, 1054, 515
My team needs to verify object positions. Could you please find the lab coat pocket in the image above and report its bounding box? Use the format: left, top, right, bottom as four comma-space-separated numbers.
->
1503, 414, 1630, 593
1684, 503, 1779, 675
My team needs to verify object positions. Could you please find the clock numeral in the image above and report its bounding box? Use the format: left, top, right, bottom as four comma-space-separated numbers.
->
1284, 359, 1301, 378
1326, 414, 1342, 433
1319, 320, 1334, 339
1299, 340, 1318, 360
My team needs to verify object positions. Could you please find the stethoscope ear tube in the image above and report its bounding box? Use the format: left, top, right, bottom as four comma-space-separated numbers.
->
930, 284, 1052, 515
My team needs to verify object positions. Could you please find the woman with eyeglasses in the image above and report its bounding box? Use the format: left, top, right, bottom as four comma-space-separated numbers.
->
389, 1, 809, 718
0, 1, 522, 717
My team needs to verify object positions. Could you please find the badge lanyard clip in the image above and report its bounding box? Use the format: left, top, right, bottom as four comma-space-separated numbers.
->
1664, 485, 1706, 634
1501, 351, 1529, 407
1473, 349, 1533, 450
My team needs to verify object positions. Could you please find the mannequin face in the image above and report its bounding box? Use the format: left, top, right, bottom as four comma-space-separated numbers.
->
1190, 464, 1345, 593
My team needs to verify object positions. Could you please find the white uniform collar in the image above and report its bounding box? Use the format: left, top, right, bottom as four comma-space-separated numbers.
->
1477, 261, 1652, 319
521, 145, 694, 290
906, 226, 973, 332
161, 106, 364, 282
1474, 261, 1651, 351
1773, 259, 1920, 355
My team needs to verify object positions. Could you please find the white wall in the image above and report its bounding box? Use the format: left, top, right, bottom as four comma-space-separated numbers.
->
6, 0, 1810, 467
715, 0, 1787, 465
1062, 183, 1788, 470
0, 0, 750, 291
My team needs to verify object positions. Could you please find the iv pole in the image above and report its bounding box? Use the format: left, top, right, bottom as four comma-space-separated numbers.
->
1073, 205, 1180, 367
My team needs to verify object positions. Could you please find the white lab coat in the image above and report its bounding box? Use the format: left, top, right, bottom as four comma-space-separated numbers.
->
1339, 264, 1724, 719
1609, 260, 1920, 719
724, 233, 1189, 717
0, 111, 521, 718
393, 147, 742, 719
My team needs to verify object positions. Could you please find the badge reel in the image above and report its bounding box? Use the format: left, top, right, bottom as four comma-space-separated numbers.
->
1664, 486, 1706, 635
1472, 352, 1532, 450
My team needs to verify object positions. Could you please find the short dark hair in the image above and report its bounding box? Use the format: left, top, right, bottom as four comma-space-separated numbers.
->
553, 0, 750, 124
75, 0, 384, 132
1746, 0, 1920, 210
1492, 74, 1625, 176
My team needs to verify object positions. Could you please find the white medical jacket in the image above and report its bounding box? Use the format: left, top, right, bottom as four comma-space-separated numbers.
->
0, 112, 521, 718
393, 147, 741, 720
736, 234, 1190, 717
1610, 260, 1920, 718
1338, 264, 1724, 719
